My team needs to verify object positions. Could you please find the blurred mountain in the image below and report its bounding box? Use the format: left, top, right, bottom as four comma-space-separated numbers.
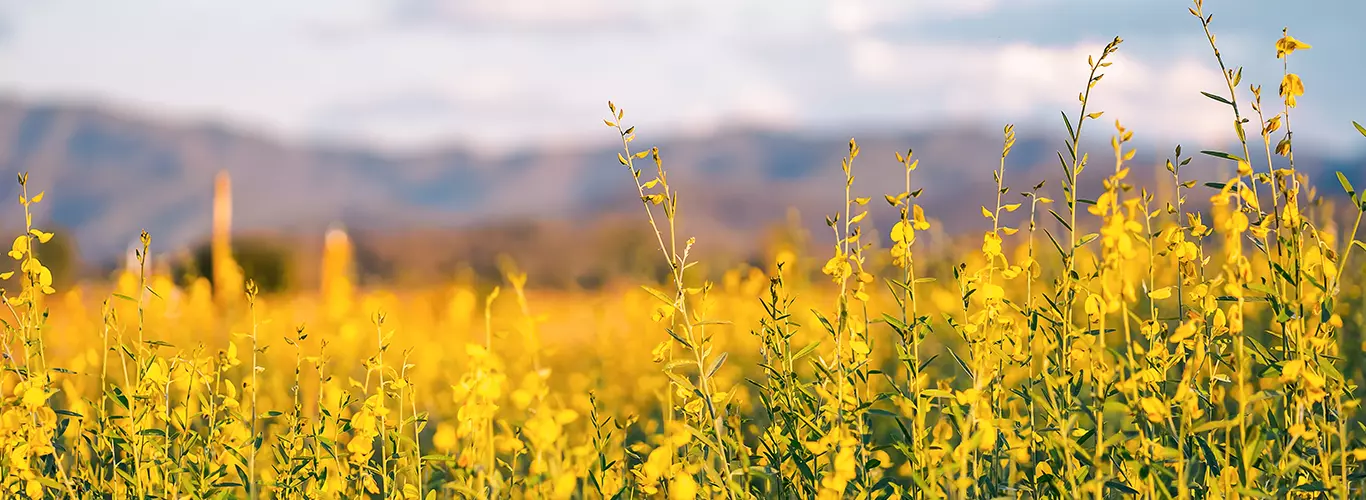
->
0, 98, 1360, 273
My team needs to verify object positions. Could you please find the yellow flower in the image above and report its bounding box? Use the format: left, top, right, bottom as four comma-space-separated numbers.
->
774, 249, 795, 269
822, 254, 852, 282
36, 265, 54, 294
642, 446, 672, 483
670, 474, 698, 500
911, 204, 930, 230
1188, 213, 1208, 236
224, 341, 242, 369
7, 235, 26, 260
1289, 423, 1318, 441
1001, 265, 1022, 280
1227, 211, 1249, 234
523, 413, 563, 449
1279, 73, 1305, 108
850, 339, 870, 357
1036, 461, 1054, 480
982, 231, 1002, 258
981, 283, 1005, 302
1140, 397, 1169, 423
432, 423, 458, 452
955, 388, 982, 406
20, 385, 48, 410
977, 420, 998, 451
1084, 294, 1104, 323
1275, 33, 1311, 58
890, 221, 914, 245
1303, 368, 1327, 403
651, 304, 674, 322
651, 341, 671, 363
1280, 359, 1304, 384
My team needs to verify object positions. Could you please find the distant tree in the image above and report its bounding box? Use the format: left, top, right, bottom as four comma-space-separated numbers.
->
184, 236, 294, 293
35, 224, 81, 287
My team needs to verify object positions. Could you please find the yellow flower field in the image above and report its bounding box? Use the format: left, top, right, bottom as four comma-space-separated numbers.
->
3, 3, 1366, 498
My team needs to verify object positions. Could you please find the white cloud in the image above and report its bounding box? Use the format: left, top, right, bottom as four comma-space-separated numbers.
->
391, 0, 635, 29
839, 35, 1230, 145
0, 0, 1351, 154
829, 0, 1018, 33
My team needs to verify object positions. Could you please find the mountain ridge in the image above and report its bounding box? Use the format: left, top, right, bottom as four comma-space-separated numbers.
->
0, 98, 1359, 266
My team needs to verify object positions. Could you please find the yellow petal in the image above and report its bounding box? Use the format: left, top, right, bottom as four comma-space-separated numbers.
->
1276, 34, 1311, 59
912, 204, 930, 230
1281, 359, 1304, 383
9, 236, 26, 260
1279, 73, 1305, 107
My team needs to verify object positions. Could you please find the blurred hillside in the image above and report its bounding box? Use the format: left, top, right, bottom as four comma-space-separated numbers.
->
0, 98, 1361, 287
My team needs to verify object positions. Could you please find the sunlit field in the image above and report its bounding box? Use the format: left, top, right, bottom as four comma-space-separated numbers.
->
5, 3, 1366, 499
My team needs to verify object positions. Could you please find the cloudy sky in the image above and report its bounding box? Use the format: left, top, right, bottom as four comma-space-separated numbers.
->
0, 0, 1360, 154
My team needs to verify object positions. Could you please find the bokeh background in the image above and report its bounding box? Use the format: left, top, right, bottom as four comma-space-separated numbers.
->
0, 0, 1360, 289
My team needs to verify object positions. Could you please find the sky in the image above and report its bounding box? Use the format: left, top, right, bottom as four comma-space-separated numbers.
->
0, 0, 1360, 154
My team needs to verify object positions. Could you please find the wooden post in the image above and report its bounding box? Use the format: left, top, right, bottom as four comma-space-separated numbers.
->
321, 224, 354, 319
212, 170, 241, 302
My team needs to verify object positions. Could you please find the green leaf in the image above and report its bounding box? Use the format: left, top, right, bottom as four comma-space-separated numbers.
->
38, 477, 63, 490
665, 371, 697, 394
945, 347, 972, 379
114, 468, 137, 487
1200, 150, 1245, 163
705, 352, 728, 379
881, 313, 909, 333
792, 341, 821, 361
1043, 227, 1066, 258
1354, 120, 1366, 137
1337, 171, 1356, 198
1200, 91, 1232, 106
1049, 210, 1073, 233
1196, 436, 1222, 474
1234, 488, 1275, 499
1191, 419, 1238, 434
921, 389, 955, 399
640, 285, 675, 306
1295, 481, 1329, 492
105, 389, 130, 411
1105, 480, 1140, 495
811, 310, 837, 335
664, 328, 691, 350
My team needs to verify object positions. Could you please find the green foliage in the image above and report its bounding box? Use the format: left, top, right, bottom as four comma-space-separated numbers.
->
185, 237, 294, 293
